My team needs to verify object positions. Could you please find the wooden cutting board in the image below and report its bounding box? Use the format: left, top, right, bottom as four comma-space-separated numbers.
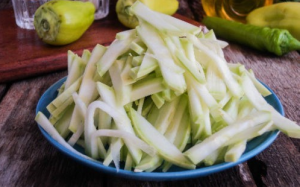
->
0, 9, 200, 83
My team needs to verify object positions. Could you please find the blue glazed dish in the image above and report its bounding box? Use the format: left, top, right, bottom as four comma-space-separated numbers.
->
36, 77, 283, 181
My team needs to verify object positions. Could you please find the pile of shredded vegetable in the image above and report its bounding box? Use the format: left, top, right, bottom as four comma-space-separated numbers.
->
35, 1, 300, 172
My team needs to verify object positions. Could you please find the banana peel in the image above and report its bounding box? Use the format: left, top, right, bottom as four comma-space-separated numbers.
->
116, 0, 179, 28
34, 0, 95, 45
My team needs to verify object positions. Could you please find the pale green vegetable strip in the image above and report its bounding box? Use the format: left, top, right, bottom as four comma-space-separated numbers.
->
206, 63, 227, 101
154, 96, 180, 134
47, 76, 82, 111
109, 59, 132, 106
131, 1, 180, 33
91, 130, 156, 157
151, 93, 165, 109
130, 77, 165, 102
50, 97, 73, 118
224, 122, 276, 146
164, 95, 188, 143
129, 108, 195, 169
246, 69, 271, 97
103, 138, 123, 166
116, 29, 136, 40
97, 108, 112, 145
53, 105, 74, 139
130, 42, 145, 55
67, 93, 87, 146
200, 97, 212, 139
124, 153, 134, 171
187, 88, 204, 142
81, 49, 91, 63
225, 140, 247, 162
135, 155, 163, 171
176, 49, 206, 84
136, 96, 181, 172
241, 74, 300, 138
65, 55, 86, 90
85, 101, 109, 159
203, 147, 227, 166
136, 51, 158, 78
35, 112, 95, 161
96, 82, 143, 164
223, 97, 240, 121
194, 48, 210, 69
67, 50, 76, 75
162, 109, 191, 172
180, 38, 197, 67
184, 111, 271, 164
188, 34, 244, 98
219, 92, 232, 109
121, 56, 136, 85
136, 20, 186, 94
97, 33, 135, 77
185, 73, 221, 122
131, 56, 144, 67
156, 11, 202, 35
69, 45, 106, 133
137, 98, 145, 114
104, 138, 123, 171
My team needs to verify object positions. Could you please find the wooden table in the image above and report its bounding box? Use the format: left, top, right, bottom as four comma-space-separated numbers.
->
1, 1, 300, 186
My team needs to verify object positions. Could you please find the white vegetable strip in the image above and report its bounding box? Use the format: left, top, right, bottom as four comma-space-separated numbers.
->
109, 59, 132, 106
154, 96, 180, 134
35, 112, 96, 161
103, 138, 123, 167
136, 51, 158, 78
188, 34, 244, 98
136, 20, 186, 94
67, 93, 87, 146
96, 82, 143, 164
65, 55, 86, 90
156, 12, 202, 35
48, 76, 82, 110
184, 111, 271, 164
97, 33, 136, 77
131, 1, 180, 33
116, 29, 136, 40
69, 44, 107, 133
225, 140, 246, 162
129, 108, 195, 169
130, 77, 165, 102
91, 130, 156, 157
241, 74, 300, 138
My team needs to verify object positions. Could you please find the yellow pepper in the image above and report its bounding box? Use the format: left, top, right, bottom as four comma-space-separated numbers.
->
116, 0, 179, 28
34, 0, 95, 45
246, 2, 300, 41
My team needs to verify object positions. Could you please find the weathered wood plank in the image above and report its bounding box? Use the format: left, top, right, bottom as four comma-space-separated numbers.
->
0, 84, 7, 101
0, 71, 67, 186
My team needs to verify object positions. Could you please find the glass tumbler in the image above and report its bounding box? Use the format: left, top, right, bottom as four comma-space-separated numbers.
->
12, 0, 48, 29
81, 0, 110, 20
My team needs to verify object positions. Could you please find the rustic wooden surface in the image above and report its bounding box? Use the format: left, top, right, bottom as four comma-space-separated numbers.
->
1, 0, 300, 186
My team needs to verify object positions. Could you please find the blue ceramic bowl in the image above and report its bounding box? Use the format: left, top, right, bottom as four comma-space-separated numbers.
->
36, 77, 283, 181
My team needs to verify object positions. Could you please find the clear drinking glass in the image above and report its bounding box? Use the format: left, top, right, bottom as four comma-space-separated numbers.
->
82, 0, 110, 20
12, 0, 48, 29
